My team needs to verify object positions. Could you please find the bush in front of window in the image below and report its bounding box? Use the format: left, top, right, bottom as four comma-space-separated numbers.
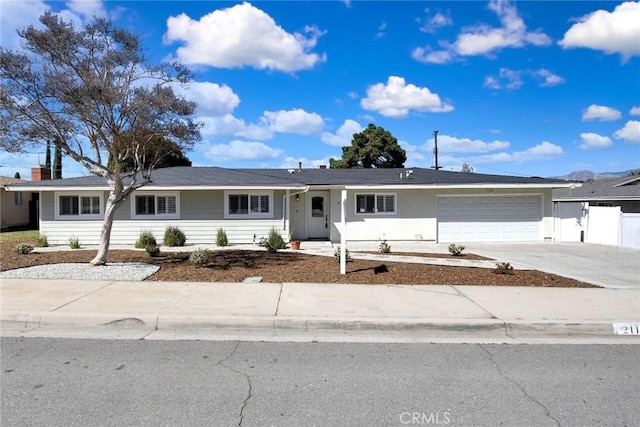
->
68, 235, 80, 249
267, 227, 286, 251
35, 234, 49, 248
14, 244, 34, 254
216, 228, 229, 247
189, 248, 211, 267
163, 226, 186, 247
135, 230, 157, 249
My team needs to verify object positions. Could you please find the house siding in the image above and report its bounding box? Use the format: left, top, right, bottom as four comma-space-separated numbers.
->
39, 189, 289, 245
1, 189, 30, 229
326, 188, 553, 243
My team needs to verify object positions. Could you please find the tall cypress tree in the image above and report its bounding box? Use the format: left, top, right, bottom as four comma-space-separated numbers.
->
45, 140, 51, 169
52, 138, 62, 179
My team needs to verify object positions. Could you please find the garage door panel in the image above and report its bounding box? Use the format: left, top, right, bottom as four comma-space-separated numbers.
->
438, 195, 542, 242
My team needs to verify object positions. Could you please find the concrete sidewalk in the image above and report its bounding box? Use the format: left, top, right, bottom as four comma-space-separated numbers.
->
1, 279, 639, 343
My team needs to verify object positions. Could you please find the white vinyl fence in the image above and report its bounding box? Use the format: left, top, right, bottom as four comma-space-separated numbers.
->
620, 213, 640, 249
586, 207, 640, 249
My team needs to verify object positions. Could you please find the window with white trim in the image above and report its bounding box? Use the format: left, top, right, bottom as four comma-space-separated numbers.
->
225, 191, 272, 218
132, 193, 179, 219
14, 192, 23, 206
355, 193, 396, 214
55, 193, 103, 219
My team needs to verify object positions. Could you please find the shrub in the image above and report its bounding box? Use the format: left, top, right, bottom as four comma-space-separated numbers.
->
35, 234, 49, 248
448, 244, 465, 256
216, 228, 228, 247
135, 230, 157, 249
267, 227, 286, 251
494, 262, 515, 275
68, 236, 80, 249
189, 248, 212, 267
378, 239, 391, 254
334, 246, 352, 262
145, 244, 160, 257
163, 226, 186, 247
14, 244, 34, 254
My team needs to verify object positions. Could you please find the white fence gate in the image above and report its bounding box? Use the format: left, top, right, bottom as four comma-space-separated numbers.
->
586, 206, 620, 246
620, 213, 640, 249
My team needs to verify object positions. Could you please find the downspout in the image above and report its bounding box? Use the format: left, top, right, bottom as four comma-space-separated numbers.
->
282, 187, 309, 230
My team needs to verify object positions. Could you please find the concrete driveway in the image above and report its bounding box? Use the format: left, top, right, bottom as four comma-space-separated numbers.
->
466, 242, 640, 290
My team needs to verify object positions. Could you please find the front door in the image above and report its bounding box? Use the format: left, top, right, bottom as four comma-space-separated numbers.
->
307, 191, 330, 239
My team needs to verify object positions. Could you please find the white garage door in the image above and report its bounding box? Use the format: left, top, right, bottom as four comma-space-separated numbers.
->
438, 195, 542, 242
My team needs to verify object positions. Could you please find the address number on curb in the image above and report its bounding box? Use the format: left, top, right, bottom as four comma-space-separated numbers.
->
613, 323, 640, 335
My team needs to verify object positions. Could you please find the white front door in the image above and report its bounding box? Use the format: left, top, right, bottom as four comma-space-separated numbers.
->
307, 191, 330, 239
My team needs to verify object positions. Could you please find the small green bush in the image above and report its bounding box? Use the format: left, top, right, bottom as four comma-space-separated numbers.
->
378, 240, 391, 253
14, 243, 34, 254
448, 244, 465, 256
163, 226, 186, 247
189, 248, 211, 267
145, 244, 160, 257
135, 230, 157, 249
494, 262, 515, 275
334, 246, 352, 262
216, 228, 228, 247
35, 234, 49, 248
267, 227, 286, 251
68, 236, 80, 249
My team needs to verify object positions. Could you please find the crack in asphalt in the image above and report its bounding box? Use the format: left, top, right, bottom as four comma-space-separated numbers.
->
217, 342, 253, 427
480, 344, 560, 427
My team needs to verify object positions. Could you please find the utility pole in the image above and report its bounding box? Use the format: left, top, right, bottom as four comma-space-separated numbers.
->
432, 130, 442, 170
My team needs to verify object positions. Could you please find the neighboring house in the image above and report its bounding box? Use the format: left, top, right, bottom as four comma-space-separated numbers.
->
4, 165, 575, 246
0, 176, 32, 230
553, 176, 640, 248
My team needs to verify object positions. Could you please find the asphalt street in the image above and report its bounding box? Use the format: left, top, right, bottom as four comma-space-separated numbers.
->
2, 338, 638, 427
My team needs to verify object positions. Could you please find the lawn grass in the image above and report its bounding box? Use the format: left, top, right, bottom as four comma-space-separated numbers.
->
0, 230, 39, 244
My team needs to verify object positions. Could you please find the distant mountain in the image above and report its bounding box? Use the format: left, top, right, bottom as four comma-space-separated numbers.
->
551, 170, 636, 180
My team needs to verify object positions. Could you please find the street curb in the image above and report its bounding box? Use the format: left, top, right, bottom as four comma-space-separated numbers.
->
2, 311, 631, 338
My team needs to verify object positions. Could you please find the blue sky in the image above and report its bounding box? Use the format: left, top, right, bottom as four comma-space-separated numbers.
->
1, 0, 639, 179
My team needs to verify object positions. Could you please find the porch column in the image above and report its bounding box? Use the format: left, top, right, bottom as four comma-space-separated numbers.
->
340, 189, 347, 275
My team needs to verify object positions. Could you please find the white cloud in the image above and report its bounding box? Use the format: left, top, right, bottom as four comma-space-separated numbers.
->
174, 82, 240, 116
582, 104, 622, 121
469, 141, 564, 163
630, 106, 640, 116
260, 109, 324, 135
321, 120, 363, 147
579, 132, 613, 150
418, 10, 453, 33
534, 69, 566, 87
65, 0, 107, 21
164, 2, 326, 72
559, 1, 640, 60
0, 0, 49, 49
613, 120, 640, 143
414, 1, 550, 64
203, 140, 282, 162
485, 68, 565, 89
483, 68, 522, 89
436, 135, 511, 153
361, 76, 453, 118
411, 47, 455, 64
402, 141, 427, 166
454, 0, 551, 56
199, 115, 273, 141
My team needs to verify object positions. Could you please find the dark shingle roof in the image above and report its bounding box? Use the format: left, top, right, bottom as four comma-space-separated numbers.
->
6, 166, 571, 189
553, 176, 640, 201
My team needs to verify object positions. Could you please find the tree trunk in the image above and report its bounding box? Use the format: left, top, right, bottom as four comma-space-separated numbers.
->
90, 191, 119, 266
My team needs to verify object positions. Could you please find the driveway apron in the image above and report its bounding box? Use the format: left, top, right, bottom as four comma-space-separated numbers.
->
466, 242, 640, 290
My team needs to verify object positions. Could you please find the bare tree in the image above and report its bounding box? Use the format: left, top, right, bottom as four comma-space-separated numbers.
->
1, 12, 201, 265
460, 162, 475, 173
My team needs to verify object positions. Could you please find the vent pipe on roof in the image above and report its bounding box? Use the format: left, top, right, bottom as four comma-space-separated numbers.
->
298, 161, 302, 171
